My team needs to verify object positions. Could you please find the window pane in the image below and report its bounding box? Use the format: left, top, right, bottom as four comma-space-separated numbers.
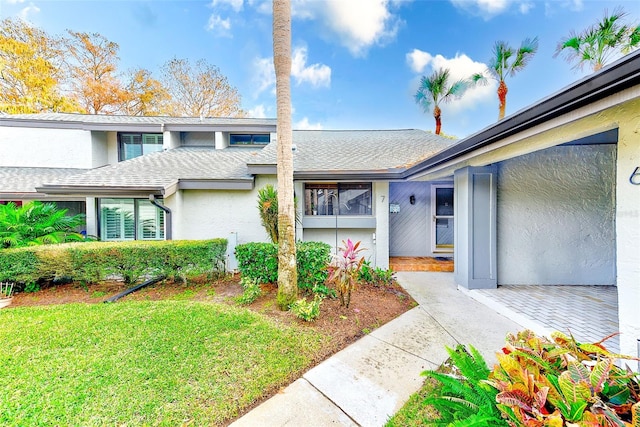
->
435, 218, 454, 249
137, 200, 164, 240
338, 183, 372, 215
435, 188, 454, 216
305, 184, 337, 215
230, 134, 252, 145
99, 199, 134, 241
252, 134, 270, 145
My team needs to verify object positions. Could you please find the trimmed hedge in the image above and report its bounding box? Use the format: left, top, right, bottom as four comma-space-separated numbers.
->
0, 239, 227, 291
235, 241, 331, 291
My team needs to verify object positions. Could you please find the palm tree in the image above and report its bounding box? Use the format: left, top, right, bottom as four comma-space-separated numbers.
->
0, 201, 87, 248
489, 37, 539, 120
414, 68, 481, 135
272, 0, 297, 309
555, 8, 640, 72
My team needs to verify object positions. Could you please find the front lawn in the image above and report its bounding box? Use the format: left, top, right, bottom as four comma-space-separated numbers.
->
0, 300, 327, 426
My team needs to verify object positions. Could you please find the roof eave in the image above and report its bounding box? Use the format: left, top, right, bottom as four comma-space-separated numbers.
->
293, 169, 405, 181
36, 185, 168, 198
178, 178, 254, 190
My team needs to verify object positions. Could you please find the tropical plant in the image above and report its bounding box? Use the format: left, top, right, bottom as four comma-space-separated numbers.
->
236, 277, 262, 305
290, 294, 323, 322
488, 37, 539, 120
414, 68, 483, 135
273, 0, 298, 310
490, 329, 640, 426
421, 344, 507, 426
0, 201, 87, 248
326, 239, 365, 308
257, 184, 279, 243
358, 260, 397, 287
555, 8, 640, 72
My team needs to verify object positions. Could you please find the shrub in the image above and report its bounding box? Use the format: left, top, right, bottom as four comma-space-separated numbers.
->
421, 344, 507, 426
0, 201, 89, 248
296, 241, 331, 292
0, 239, 227, 289
235, 242, 278, 284
235, 241, 331, 293
490, 330, 640, 426
290, 294, 323, 322
327, 239, 365, 308
236, 277, 262, 305
358, 260, 396, 287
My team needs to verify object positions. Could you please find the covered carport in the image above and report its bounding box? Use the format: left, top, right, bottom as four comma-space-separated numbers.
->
403, 50, 640, 358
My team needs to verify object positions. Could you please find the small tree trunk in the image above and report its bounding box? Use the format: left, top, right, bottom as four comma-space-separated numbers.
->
498, 80, 508, 120
433, 105, 442, 135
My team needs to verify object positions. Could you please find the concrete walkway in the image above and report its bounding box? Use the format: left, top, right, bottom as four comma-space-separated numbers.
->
230, 272, 522, 427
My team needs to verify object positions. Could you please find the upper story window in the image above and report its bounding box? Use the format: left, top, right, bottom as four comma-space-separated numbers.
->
229, 134, 270, 146
118, 133, 163, 161
304, 183, 372, 216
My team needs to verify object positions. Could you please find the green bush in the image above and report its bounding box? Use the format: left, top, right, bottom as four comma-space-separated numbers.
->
0, 239, 227, 290
235, 241, 331, 293
296, 241, 331, 292
358, 261, 397, 287
290, 294, 323, 322
236, 277, 262, 305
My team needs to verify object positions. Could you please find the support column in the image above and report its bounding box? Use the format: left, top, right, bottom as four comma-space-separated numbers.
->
454, 166, 497, 289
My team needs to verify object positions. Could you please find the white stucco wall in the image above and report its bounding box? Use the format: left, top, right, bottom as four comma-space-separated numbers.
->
173, 176, 276, 244
616, 121, 640, 358
90, 132, 109, 168
303, 228, 377, 264
497, 144, 616, 285
0, 127, 95, 168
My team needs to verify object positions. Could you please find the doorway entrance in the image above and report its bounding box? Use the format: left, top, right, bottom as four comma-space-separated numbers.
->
431, 185, 454, 253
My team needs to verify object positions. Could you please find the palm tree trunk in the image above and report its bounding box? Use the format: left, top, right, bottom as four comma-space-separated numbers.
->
273, 0, 297, 310
498, 80, 508, 120
433, 105, 442, 135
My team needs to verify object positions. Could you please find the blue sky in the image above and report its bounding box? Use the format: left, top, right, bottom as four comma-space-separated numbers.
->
2, 0, 639, 137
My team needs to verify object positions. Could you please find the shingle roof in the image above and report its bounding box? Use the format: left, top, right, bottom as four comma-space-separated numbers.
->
0, 167, 88, 195
42, 147, 262, 190
1, 112, 276, 127
250, 129, 457, 172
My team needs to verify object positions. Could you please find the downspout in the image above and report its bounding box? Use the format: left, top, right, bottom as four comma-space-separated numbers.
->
149, 194, 172, 240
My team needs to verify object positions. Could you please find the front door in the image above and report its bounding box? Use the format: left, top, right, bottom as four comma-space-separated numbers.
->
431, 185, 454, 253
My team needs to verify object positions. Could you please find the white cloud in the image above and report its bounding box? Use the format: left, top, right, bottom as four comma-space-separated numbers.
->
18, 2, 40, 20
406, 49, 433, 74
292, 47, 331, 88
253, 47, 331, 94
7, 0, 26, 4
292, 0, 405, 57
248, 104, 268, 118
294, 117, 323, 130
450, 0, 538, 19
407, 51, 497, 115
210, 0, 244, 12
544, 0, 582, 16
206, 14, 232, 37
253, 56, 275, 96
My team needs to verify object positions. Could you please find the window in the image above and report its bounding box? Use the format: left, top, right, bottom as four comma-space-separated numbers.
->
304, 183, 372, 216
118, 133, 163, 161
229, 134, 270, 146
99, 198, 164, 241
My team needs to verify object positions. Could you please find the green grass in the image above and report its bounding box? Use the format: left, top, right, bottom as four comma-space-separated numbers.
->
0, 301, 328, 426
385, 378, 440, 426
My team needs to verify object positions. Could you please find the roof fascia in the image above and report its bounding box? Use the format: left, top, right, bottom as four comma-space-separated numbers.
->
293, 169, 404, 181
178, 178, 254, 190
403, 50, 640, 179
164, 125, 276, 133
247, 164, 277, 175
35, 185, 166, 197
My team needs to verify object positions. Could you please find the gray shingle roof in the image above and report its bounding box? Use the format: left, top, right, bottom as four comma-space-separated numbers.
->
43, 147, 262, 190
251, 129, 457, 172
1, 112, 276, 127
0, 167, 88, 195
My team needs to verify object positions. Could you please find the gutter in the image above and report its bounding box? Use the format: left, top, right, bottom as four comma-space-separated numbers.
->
149, 194, 172, 240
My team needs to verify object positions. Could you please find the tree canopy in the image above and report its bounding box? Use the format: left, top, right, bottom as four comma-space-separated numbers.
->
0, 17, 244, 117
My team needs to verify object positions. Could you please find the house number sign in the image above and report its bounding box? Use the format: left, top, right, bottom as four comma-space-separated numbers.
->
631, 167, 640, 185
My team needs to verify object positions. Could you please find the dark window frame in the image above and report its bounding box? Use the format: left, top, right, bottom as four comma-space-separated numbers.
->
118, 133, 163, 161
304, 182, 373, 216
229, 134, 270, 146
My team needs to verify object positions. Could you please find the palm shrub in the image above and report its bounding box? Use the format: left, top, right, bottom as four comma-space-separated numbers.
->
326, 239, 365, 308
257, 185, 279, 243
0, 201, 87, 248
490, 330, 640, 426
421, 344, 507, 426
